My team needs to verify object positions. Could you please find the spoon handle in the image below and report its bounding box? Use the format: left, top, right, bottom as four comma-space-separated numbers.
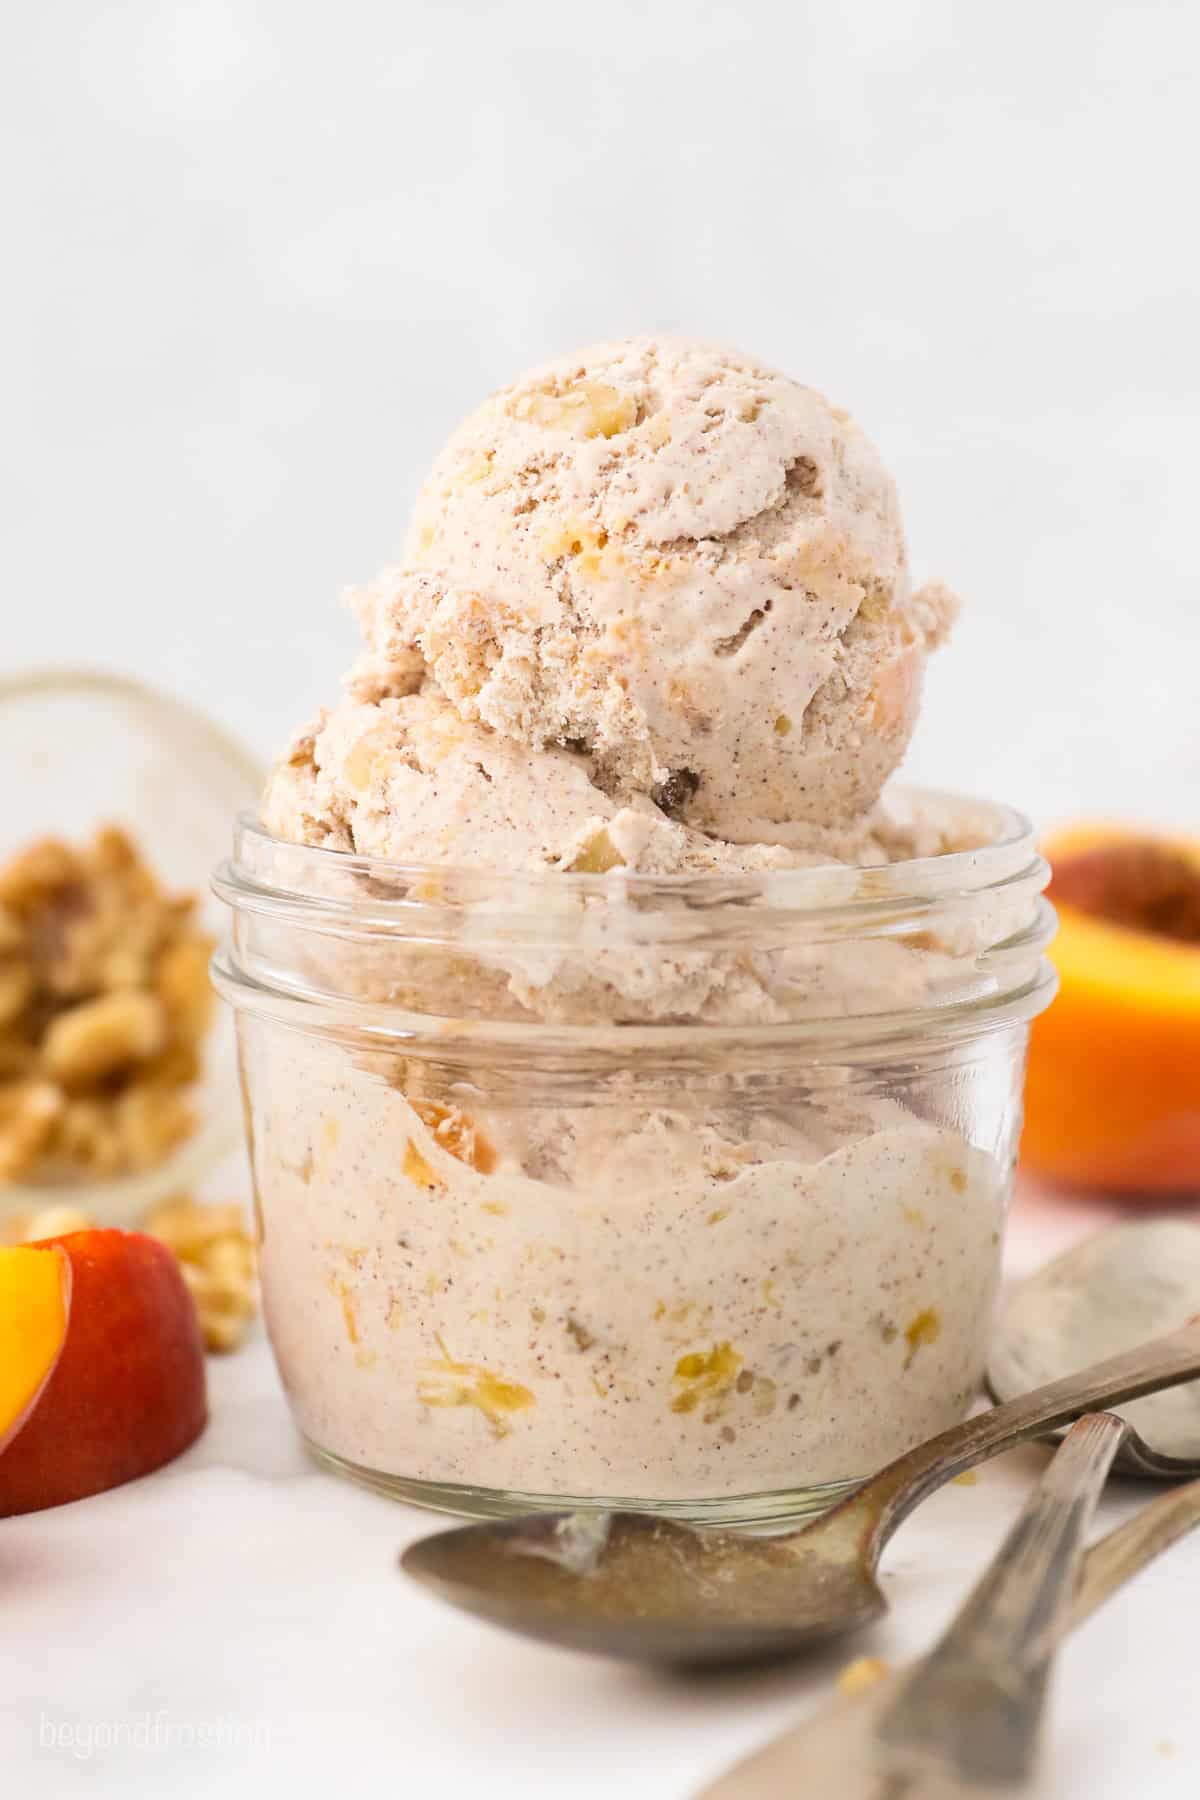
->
874, 1412, 1127, 1787
818, 1317, 1200, 1564
1072, 1473, 1200, 1631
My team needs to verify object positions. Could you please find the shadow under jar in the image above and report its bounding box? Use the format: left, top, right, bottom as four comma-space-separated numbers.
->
213, 790, 1055, 1527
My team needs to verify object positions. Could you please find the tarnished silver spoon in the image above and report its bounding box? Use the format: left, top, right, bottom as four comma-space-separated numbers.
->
701, 1430, 1200, 1795
401, 1319, 1200, 1667
700, 1408, 1200, 1799
697, 1413, 1131, 1799
989, 1219, 1200, 1461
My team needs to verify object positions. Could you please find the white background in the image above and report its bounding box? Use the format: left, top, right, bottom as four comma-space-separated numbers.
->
4, 0, 1197, 832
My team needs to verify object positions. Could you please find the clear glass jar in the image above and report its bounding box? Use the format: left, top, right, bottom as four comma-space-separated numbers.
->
213, 789, 1055, 1526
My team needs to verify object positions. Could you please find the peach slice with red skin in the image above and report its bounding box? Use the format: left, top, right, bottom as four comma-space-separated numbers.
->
0, 1229, 207, 1516
1022, 822, 1200, 1195
0, 1244, 72, 1455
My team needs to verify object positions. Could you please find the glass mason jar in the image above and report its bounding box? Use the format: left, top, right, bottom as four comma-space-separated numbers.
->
213, 789, 1055, 1526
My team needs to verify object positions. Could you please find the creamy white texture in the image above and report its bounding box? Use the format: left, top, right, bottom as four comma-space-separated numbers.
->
343, 336, 956, 841
263, 337, 961, 876
249, 1036, 1003, 1501
263, 686, 961, 881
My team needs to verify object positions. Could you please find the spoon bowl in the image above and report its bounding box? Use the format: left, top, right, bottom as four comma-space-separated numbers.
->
403, 1509, 886, 1666
402, 1319, 1200, 1666
989, 1220, 1200, 1465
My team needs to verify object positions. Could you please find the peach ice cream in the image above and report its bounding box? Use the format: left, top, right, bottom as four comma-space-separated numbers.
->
229, 336, 1050, 1518
347, 336, 956, 845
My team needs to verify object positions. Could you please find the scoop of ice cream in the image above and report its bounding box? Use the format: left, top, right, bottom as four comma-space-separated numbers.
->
348, 336, 955, 842
262, 687, 915, 878
260, 688, 998, 1034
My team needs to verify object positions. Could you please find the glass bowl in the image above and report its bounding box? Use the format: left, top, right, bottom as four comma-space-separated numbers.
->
0, 669, 263, 1226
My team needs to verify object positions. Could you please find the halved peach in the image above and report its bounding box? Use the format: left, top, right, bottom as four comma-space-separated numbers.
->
0, 1244, 72, 1455
0, 1230, 206, 1516
1022, 822, 1200, 1194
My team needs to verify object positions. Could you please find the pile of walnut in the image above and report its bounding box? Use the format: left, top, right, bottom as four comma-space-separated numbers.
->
0, 1194, 259, 1353
0, 826, 214, 1184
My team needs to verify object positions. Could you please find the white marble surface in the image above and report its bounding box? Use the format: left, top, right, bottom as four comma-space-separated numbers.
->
3, 1186, 1198, 1798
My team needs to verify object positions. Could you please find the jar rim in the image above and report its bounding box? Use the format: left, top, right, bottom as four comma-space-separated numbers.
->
213, 784, 1056, 1052
216, 786, 1042, 922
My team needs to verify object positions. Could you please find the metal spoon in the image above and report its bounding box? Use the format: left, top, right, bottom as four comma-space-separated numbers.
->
989, 1219, 1200, 1462
700, 1445, 1200, 1797
401, 1319, 1200, 1667
698, 1412, 1130, 1798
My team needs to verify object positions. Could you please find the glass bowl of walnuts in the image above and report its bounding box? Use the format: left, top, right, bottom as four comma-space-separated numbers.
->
0, 669, 263, 1228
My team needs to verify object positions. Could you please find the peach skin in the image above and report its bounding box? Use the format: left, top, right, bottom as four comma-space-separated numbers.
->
0, 1229, 206, 1516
